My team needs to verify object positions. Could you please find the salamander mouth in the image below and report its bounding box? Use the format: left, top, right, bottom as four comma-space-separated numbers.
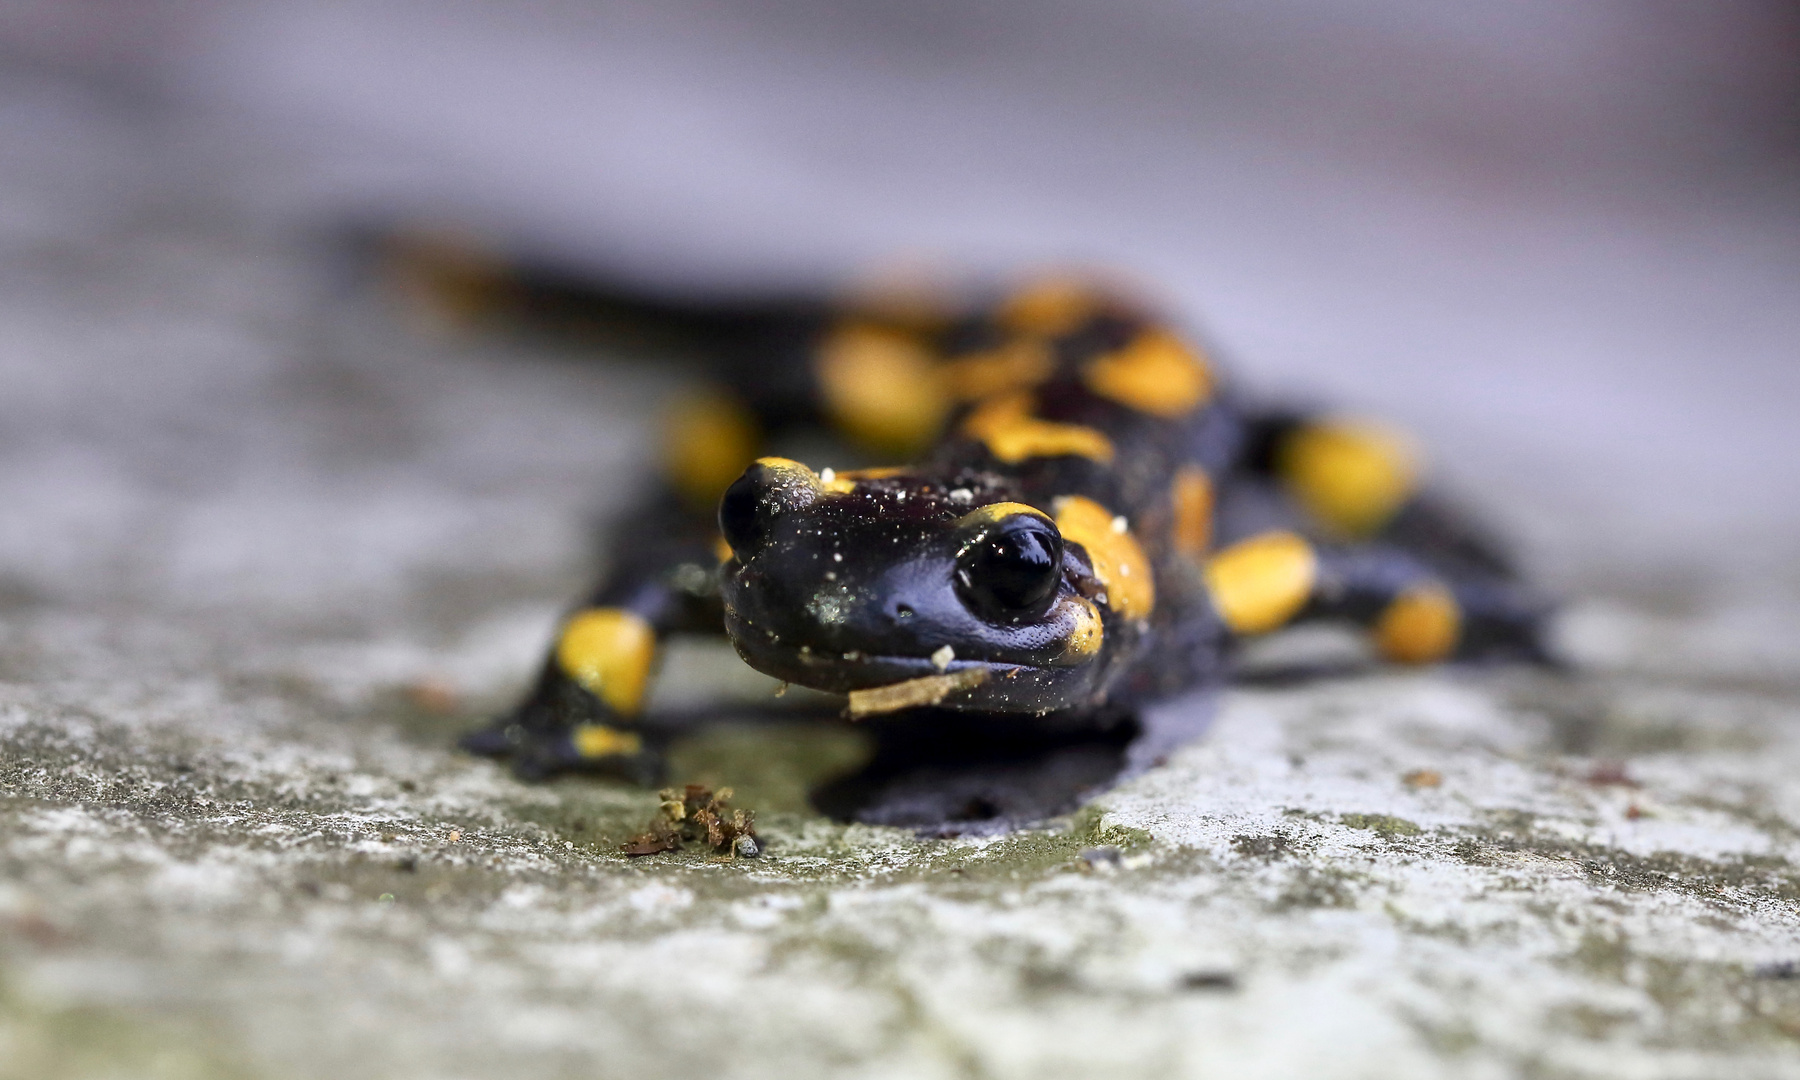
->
792, 649, 1027, 690
722, 605, 1089, 715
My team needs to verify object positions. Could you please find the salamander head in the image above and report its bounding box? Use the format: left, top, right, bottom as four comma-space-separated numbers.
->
717, 458, 1109, 714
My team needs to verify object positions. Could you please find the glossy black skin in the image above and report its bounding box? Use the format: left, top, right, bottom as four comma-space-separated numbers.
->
459, 281, 1550, 781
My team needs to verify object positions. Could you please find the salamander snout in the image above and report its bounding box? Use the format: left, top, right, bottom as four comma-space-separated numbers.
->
718, 457, 823, 560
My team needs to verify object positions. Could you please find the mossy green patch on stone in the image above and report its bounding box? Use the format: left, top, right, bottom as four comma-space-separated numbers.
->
1559, 930, 1800, 1049
1274, 864, 1366, 910
663, 721, 874, 814
1068, 804, 1154, 851
1339, 813, 1422, 837
1465, 824, 1800, 906
0, 975, 259, 1080
1231, 833, 1294, 860
495, 779, 665, 855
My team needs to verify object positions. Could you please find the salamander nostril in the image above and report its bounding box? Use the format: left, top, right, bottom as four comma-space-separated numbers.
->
718, 470, 767, 557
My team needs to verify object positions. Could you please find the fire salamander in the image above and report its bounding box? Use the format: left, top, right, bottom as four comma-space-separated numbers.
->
410, 243, 1550, 820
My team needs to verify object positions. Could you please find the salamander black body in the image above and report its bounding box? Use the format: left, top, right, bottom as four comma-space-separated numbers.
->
440, 260, 1550, 804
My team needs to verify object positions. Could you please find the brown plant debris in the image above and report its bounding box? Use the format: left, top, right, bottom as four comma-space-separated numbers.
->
622, 785, 760, 857
847, 667, 989, 718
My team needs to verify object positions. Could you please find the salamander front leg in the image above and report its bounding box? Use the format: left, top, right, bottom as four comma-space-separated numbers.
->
462, 522, 728, 781
465, 374, 769, 780
1203, 530, 1552, 667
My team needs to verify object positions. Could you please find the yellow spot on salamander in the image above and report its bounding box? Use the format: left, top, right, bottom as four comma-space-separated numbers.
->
1374, 584, 1462, 664
744, 456, 884, 499
555, 608, 656, 716
571, 723, 644, 759
998, 276, 1104, 336
814, 321, 950, 455
814, 464, 916, 495
1054, 495, 1154, 619
750, 456, 831, 505
1203, 531, 1318, 635
956, 501, 1054, 531
962, 392, 1115, 465
754, 456, 817, 480
1170, 465, 1214, 561
940, 338, 1055, 401
714, 534, 734, 563
1280, 419, 1419, 538
662, 389, 760, 509
838, 465, 910, 481
1081, 328, 1214, 417
1058, 596, 1105, 662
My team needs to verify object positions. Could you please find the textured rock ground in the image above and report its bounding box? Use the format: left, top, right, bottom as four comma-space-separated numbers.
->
4, 76, 1800, 1080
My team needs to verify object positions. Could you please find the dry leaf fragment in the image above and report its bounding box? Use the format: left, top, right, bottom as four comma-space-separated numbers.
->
621, 816, 680, 856
847, 667, 989, 718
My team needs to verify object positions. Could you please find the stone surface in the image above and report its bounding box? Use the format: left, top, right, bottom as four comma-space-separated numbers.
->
3, 74, 1800, 1080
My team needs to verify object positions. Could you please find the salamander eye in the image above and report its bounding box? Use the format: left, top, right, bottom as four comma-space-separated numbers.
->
956, 515, 1064, 622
